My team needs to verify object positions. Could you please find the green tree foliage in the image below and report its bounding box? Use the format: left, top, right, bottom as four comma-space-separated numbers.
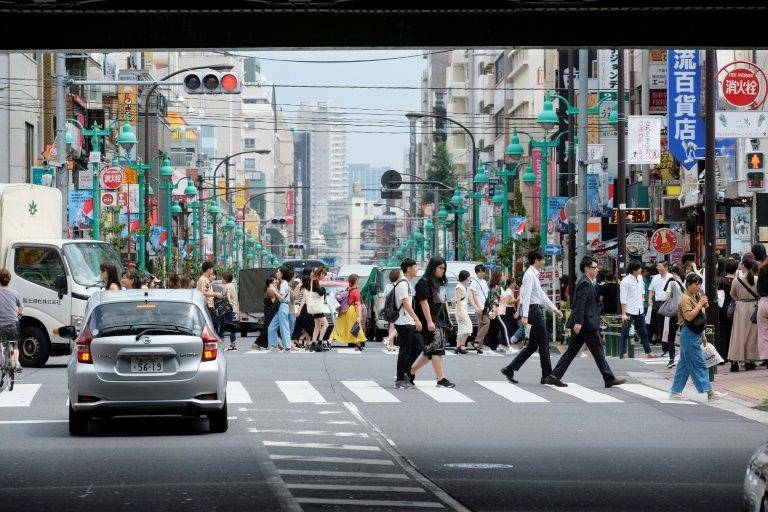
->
422, 142, 458, 204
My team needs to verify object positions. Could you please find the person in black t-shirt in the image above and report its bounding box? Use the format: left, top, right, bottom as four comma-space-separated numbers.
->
409, 256, 455, 388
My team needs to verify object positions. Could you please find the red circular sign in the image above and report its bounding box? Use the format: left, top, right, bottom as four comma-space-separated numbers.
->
722, 68, 760, 107
651, 228, 678, 255
100, 167, 124, 190
101, 193, 114, 206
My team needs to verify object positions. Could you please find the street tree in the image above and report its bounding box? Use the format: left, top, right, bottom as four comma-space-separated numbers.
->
422, 142, 458, 204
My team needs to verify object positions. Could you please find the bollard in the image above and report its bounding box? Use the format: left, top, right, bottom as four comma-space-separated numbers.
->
705, 324, 716, 382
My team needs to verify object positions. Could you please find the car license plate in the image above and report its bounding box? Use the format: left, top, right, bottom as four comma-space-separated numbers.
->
130, 356, 163, 373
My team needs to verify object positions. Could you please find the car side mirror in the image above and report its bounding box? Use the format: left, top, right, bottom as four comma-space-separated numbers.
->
56, 325, 78, 340
54, 275, 67, 299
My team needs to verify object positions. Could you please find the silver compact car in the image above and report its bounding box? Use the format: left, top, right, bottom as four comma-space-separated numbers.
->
744, 441, 768, 511
63, 289, 227, 435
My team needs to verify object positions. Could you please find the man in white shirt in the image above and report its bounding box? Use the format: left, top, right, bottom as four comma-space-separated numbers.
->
620, 260, 659, 359
394, 258, 423, 389
648, 261, 671, 351
468, 264, 491, 353
501, 248, 563, 384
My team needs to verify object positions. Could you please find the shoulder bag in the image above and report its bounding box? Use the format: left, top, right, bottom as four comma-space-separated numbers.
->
737, 275, 759, 325
306, 281, 326, 315
658, 281, 682, 317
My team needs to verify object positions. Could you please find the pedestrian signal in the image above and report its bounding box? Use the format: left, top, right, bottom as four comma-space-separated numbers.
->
747, 171, 765, 191
747, 152, 764, 169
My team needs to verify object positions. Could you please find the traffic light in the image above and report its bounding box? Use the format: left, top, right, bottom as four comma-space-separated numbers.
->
747, 152, 764, 169
182, 70, 241, 94
271, 217, 287, 226
747, 171, 766, 191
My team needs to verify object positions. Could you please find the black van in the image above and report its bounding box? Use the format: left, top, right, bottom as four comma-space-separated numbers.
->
281, 259, 329, 276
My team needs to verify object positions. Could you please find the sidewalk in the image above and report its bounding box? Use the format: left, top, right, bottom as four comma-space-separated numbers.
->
710, 365, 768, 407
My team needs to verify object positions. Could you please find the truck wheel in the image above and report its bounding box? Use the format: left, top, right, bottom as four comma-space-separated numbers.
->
19, 326, 50, 368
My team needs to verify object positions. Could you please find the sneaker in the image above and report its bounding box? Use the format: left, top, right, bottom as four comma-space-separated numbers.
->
251, 343, 261, 350
394, 380, 409, 389
666, 360, 677, 369
506, 347, 519, 356
646, 353, 661, 359
436, 378, 455, 388
226, 346, 237, 351
667, 393, 685, 401
708, 390, 727, 402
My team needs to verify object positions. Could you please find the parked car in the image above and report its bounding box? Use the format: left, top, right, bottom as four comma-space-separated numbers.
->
744, 441, 768, 511
281, 259, 329, 276
60, 289, 228, 435
337, 264, 378, 289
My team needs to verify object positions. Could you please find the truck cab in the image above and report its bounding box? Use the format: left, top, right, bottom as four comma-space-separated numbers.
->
0, 184, 123, 367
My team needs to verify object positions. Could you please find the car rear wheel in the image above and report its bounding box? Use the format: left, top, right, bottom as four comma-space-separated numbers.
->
208, 401, 228, 433
69, 405, 89, 436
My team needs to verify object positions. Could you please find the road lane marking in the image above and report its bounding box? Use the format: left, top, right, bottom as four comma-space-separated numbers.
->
295, 498, 444, 508
413, 381, 474, 403
616, 383, 697, 404
226, 381, 253, 404
250, 428, 369, 438
546, 382, 624, 403
475, 381, 549, 403
277, 469, 408, 479
286, 483, 425, 492
270, 455, 394, 465
263, 441, 380, 451
276, 381, 328, 403
285, 419, 359, 426
342, 380, 400, 403
0, 419, 67, 424
336, 348, 363, 354
0, 384, 41, 407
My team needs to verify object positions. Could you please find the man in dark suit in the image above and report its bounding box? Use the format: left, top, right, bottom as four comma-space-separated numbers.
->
544, 256, 626, 388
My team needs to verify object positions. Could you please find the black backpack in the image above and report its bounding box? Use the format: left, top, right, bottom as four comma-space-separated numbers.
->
380, 280, 409, 323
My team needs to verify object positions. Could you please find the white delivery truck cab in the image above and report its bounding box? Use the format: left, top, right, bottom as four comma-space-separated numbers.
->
0, 184, 123, 367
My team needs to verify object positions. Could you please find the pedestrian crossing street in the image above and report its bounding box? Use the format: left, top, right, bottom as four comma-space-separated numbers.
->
0, 378, 698, 409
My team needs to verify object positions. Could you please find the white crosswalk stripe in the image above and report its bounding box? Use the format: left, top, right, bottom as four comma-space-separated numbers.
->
546, 382, 624, 403
226, 381, 253, 404
475, 381, 550, 403
276, 380, 328, 404
414, 381, 474, 403
616, 383, 697, 404
342, 380, 400, 403
0, 384, 41, 407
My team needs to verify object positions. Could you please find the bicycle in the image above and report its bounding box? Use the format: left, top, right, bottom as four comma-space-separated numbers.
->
0, 340, 17, 392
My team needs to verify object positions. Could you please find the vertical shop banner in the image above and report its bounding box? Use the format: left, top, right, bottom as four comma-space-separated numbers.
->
627, 116, 662, 165
587, 174, 602, 216
531, 149, 541, 232
285, 188, 295, 225
668, 50, 704, 171
547, 197, 569, 246
730, 206, 752, 255
715, 213, 727, 250
598, 49, 619, 91
118, 83, 138, 161
68, 190, 94, 234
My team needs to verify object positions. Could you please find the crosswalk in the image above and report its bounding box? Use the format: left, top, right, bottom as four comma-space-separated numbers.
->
0, 378, 702, 410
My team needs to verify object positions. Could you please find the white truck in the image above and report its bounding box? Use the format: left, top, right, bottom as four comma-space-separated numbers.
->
0, 184, 123, 367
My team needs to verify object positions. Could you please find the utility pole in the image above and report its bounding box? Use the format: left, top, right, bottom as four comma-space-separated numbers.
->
408, 117, 417, 219
617, 49, 627, 276
576, 49, 589, 268
567, 50, 576, 304
705, 49, 718, 322
55, 53, 68, 237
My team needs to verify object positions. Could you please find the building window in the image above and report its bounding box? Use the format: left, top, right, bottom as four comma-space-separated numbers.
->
201, 125, 214, 138
494, 55, 504, 84
25, 122, 34, 183
244, 138, 255, 149
244, 117, 256, 129
494, 110, 504, 138
244, 158, 256, 169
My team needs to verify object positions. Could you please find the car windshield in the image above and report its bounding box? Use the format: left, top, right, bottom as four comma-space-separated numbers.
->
62, 242, 124, 288
89, 301, 206, 336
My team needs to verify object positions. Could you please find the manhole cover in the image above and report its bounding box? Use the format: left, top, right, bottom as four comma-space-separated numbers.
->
443, 463, 513, 469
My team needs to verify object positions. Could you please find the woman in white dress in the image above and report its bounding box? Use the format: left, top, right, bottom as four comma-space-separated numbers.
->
454, 270, 473, 354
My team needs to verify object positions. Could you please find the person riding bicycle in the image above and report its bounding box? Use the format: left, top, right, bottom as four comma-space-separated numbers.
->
0, 268, 23, 372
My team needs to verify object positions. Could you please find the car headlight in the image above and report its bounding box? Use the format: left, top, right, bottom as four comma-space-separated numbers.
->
70, 315, 84, 328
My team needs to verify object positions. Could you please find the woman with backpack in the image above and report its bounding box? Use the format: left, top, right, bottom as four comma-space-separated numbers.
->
453, 270, 472, 355
330, 274, 367, 350
658, 265, 685, 369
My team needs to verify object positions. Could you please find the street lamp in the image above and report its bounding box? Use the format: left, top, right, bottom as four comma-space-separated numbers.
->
241, 190, 286, 266
450, 188, 467, 260
405, 111, 479, 252
66, 115, 136, 240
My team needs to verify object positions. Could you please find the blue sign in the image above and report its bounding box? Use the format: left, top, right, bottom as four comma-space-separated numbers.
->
668, 50, 705, 171
545, 244, 562, 256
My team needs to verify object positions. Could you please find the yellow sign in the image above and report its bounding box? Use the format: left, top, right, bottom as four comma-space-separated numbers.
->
123, 167, 138, 185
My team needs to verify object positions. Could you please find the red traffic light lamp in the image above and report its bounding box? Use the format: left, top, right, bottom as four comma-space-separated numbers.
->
183, 70, 241, 94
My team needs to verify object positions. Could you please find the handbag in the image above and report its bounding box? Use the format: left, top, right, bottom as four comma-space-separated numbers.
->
687, 309, 707, 335
213, 296, 233, 317
350, 321, 361, 337
658, 281, 683, 317
737, 275, 759, 325
306, 282, 326, 315
702, 342, 724, 368
726, 300, 736, 320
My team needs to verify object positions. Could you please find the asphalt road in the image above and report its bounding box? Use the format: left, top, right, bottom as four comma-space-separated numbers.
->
1, 340, 765, 512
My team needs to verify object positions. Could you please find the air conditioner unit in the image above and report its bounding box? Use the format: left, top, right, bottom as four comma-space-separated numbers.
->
661, 196, 683, 223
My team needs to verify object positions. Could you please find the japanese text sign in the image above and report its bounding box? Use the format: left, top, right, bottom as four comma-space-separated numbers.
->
668, 50, 704, 171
